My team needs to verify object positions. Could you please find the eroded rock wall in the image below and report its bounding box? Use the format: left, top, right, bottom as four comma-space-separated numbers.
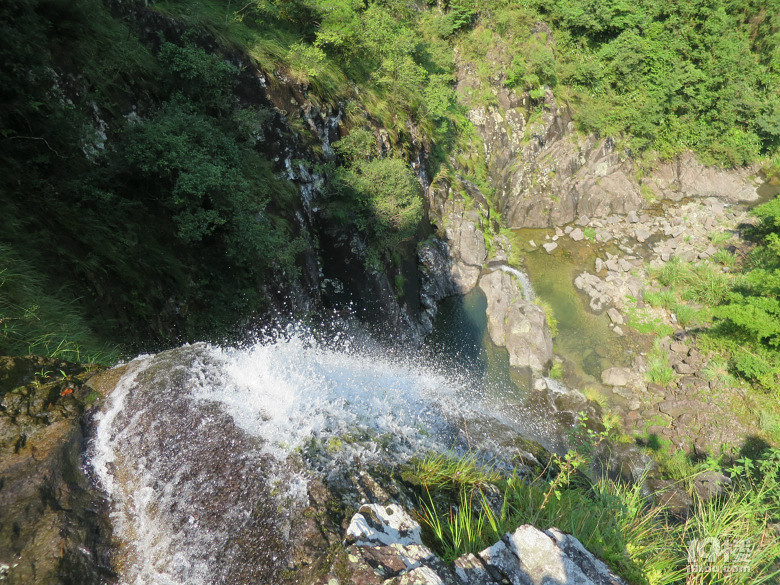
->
0, 357, 116, 585
457, 62, 766, 230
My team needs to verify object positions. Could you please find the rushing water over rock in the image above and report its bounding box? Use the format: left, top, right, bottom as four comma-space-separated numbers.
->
90, 326, 559, 585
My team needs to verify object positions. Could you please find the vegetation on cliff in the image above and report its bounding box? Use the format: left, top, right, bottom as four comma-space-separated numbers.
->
410, 447, 780, 585
456, 0, 780, 167
2, 0, 780, 358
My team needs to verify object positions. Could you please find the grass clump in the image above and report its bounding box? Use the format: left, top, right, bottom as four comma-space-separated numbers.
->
0, 246, 120, 365
410, 447, 780, 585
534, 298, 558, 338
645, 341, 676, 387
413, 452, 502, 494
672, 304, 701, 329
644, 289, 677, 310
646, 356, 675, 387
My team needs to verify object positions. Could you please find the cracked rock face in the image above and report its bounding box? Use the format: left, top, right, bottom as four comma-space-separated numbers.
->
329, 503, 627, 585
457, 55, 766, 231
479, 270, 553, 374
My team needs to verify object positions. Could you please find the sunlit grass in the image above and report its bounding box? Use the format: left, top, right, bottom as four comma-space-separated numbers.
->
411, 449, 780, 585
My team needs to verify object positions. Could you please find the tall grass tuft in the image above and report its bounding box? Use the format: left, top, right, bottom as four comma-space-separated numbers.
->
646, 341, 676, 386
0, 245, 119, 364
412, 448, 780, 585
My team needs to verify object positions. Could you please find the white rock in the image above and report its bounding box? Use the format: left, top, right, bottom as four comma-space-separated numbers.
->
635, 227, 652, 243
607, 308, 624, 325
601, 367, 631, 387
504, 525, 592, 585
346, 504, 423, 547
543, 242, 558, 253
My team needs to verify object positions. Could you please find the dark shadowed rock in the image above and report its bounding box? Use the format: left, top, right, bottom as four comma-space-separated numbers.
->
0, 356, 113, 585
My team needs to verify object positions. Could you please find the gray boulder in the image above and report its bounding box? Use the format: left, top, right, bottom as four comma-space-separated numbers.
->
601, 367, 631, 387
479, 270, 553, 373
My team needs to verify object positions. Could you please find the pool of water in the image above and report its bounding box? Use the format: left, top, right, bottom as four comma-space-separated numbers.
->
423, 287, 574, 451
509, 229, 647, 393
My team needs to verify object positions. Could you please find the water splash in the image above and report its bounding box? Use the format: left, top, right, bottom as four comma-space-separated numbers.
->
193, 331, 465, 464
91, 326, 560, 585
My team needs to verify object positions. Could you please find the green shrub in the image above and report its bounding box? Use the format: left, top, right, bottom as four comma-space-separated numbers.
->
682, 264, 731, 305
330, 157, 423, 258
646, 356, 675, 387
159, 39, 238, 111
673, 304, 699, 328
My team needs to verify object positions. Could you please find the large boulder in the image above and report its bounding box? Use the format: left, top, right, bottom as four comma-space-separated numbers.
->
479, 269, 553, 373
330, 503, 628, 585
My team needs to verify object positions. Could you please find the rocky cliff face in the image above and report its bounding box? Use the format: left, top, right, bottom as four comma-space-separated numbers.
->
457, 60, 767, 229
115, 0, 434, 345
479, 269, 552, 373
0, 357, 120, 585
423, 174, 554, 373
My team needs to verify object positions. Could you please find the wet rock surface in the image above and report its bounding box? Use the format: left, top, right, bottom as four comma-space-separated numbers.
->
426, 177, 491, 295
540, 196, 759, 453
0, 356, 114, 585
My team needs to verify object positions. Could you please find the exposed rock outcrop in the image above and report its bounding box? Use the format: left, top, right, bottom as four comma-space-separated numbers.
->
426, 177, 490, 294
0, 357, 115, 585
418, 238, 462, 333
479, 269, 553, 374
328, 502, 627, 585
424, 170, 554, 371
457, 62, 767, 230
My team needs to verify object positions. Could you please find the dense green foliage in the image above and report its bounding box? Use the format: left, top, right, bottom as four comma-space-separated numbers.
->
455, 0, 780, 166
0, 0, 309, 356
328, 142, 424, 267
707, 197, 780, 391
3, 0, 780, 358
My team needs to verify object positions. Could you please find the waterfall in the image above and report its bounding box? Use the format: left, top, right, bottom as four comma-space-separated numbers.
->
497, 264, 536, 301
90, 325, 555, 585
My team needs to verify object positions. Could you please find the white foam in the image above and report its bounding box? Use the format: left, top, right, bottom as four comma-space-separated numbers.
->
90, 327, 562, 585
190, 330, 464, 462
498, 265, 536, 300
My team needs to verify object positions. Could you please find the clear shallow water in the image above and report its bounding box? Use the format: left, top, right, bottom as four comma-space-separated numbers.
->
510, 229, 645, 386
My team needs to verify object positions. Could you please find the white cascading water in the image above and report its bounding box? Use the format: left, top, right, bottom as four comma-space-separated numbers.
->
91, 325, 557, 585
497, 264, 536, 301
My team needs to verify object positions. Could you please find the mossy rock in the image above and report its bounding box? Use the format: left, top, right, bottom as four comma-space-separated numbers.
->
0, 355, 112, 585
